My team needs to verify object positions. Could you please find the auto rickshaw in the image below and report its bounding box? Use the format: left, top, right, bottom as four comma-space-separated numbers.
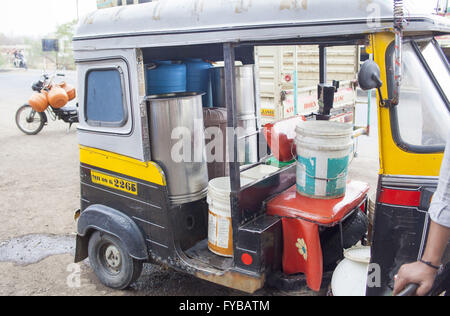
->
72, 0, 450, 295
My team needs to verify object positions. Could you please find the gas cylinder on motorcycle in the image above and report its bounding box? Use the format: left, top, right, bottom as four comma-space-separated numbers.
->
48, 86, 69, 108
60, 82, 76, 101
28, 91, 49, 113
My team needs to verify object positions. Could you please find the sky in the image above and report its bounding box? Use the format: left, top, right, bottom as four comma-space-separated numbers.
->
0, 0, 98, 37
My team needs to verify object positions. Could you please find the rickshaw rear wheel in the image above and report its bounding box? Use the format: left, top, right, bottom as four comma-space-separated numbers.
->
88, 231, 143, 290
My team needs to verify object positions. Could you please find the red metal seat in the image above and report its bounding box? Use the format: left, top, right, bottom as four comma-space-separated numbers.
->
266, 180, 369, 291
267, 180, 370, 226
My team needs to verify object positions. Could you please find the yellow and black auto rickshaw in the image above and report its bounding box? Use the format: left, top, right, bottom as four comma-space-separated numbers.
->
72, 0, 450, 295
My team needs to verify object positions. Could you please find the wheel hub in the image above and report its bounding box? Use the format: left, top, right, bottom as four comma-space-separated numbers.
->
104, 245, 121, 272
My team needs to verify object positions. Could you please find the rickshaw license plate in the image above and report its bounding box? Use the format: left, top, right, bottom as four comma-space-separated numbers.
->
91, 171, 138, 196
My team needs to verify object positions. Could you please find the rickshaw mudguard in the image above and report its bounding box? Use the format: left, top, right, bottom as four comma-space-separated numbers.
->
75, 204, 149, 262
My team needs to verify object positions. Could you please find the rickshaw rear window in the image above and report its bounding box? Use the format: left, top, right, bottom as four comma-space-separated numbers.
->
86, 69, 125, 125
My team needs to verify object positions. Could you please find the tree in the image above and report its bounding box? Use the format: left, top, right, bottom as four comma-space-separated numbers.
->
0, 53, 5, 68
54, 20, 77, 70
24, 37, 44, 69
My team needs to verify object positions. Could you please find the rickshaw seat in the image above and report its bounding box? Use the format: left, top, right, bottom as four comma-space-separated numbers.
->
266, 180, 370, 226
266, 180, 369, 292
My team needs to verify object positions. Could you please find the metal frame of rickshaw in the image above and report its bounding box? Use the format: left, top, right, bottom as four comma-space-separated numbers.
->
217, 36, 369, 289
74, 34, 370, 294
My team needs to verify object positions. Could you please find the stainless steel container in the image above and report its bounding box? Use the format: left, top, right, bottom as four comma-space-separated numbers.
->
210, 65, 258, 165
237, 114, 258, 165
210, 65, 256, 116
148, 93, 208, 205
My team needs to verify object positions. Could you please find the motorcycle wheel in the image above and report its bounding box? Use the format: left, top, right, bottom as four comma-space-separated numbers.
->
15, 104, 46, 135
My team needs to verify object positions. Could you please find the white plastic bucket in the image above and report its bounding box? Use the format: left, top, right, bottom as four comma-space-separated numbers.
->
295, 121, 353, 199
207, 177, 252, 257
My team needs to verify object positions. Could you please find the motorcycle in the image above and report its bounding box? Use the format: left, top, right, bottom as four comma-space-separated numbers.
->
15, 73, 79, 135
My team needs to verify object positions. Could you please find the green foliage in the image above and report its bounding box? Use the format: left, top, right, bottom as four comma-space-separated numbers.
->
0, 53, 5, 68
54, 20, 77, 70
24, 37, 44, 69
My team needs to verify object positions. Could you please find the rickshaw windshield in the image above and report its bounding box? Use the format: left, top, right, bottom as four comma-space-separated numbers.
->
418, 40, 450, 102
389, 39, 450, 151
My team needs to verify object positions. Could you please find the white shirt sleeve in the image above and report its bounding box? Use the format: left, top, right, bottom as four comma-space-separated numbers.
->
429, 132, 450, 228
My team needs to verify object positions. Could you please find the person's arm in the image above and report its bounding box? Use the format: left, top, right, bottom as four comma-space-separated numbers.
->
393, 221, 450, 296
422, 221, 450, 268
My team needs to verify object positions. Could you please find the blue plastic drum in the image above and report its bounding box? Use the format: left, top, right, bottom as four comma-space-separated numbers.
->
146, 61, 187, 95
185, 58, 213, 107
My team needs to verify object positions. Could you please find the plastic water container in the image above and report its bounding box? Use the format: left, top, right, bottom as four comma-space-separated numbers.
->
185, 59, 213, 108
207, 177, 253, 257
146, 61, 187, 95
332, 246, 371, 296
295, 121, 353, 199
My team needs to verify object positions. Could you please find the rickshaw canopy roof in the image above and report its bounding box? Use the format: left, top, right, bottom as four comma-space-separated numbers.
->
74, 0, 450, 50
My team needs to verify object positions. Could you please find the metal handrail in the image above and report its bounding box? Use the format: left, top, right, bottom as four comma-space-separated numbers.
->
395, 284, 419, 297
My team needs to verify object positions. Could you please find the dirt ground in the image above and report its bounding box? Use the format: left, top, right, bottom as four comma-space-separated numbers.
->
0, 69, 379, 296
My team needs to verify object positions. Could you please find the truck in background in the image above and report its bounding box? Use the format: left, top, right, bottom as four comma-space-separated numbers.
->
256, 45, 360, 126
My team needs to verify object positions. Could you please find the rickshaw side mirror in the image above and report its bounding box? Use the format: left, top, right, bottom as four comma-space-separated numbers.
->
358, 60, 383, 91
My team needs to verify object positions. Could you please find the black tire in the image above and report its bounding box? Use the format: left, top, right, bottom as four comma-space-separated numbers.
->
15, 104, 46, 135
88, 231, 143, 290
320, 210, 369, 270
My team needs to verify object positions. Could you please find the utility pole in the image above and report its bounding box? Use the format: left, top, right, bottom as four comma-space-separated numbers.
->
76, 0, 79, 20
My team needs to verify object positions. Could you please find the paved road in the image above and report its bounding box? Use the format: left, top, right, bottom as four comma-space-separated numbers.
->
0, 69, 379, 296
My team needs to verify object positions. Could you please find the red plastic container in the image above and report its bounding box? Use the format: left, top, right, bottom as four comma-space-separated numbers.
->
263, 116, 306, 162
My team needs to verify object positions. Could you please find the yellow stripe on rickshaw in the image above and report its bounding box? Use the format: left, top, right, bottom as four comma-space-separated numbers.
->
79, 146, 167, 187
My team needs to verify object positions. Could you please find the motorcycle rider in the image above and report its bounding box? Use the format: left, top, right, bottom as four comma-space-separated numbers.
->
13, 49, 27, 69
